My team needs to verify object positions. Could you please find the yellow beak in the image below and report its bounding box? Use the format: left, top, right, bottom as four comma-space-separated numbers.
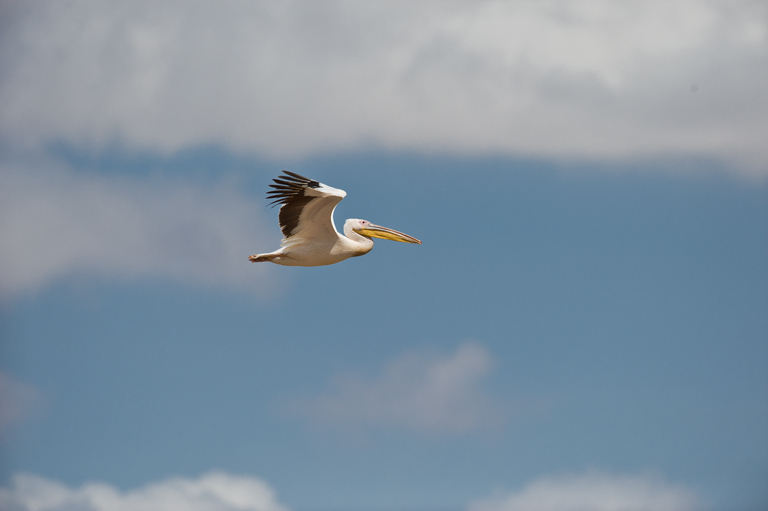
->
355, 224, 422, 244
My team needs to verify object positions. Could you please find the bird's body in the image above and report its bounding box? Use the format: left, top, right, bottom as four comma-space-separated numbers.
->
249, 171, 421, 267
258, 219, 372, 267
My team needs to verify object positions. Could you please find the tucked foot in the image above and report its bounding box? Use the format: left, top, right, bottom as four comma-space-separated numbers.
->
249, 253, 278, 263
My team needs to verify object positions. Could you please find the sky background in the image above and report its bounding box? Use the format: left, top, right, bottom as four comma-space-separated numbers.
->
0, 2, 767, 511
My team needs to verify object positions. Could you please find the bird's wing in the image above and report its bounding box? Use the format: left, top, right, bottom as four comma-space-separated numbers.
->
266, 170, 347, 243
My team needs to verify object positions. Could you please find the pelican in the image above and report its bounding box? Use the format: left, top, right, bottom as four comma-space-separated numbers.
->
249, 171, 421, 266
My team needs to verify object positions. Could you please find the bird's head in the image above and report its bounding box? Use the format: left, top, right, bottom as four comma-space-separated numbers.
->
346, 219, 422, 244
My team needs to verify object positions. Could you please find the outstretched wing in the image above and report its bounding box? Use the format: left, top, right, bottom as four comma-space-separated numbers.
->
266, 170, 347, 243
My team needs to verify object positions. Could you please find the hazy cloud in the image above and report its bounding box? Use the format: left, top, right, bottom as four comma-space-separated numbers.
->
1, 1, 765, 173
0, 372, 43, 437
295, 342, 503, 434
0, 471, 289, 511
0, 163, 278, 300
468, 470, 700, 511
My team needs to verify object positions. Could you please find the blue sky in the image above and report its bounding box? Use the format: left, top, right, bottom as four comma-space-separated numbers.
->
1, 2, 767, 511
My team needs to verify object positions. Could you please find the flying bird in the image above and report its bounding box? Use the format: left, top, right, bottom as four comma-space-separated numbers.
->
249, 171, 421, 266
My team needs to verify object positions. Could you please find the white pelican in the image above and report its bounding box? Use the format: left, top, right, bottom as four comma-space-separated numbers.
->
249, 171, 421, 266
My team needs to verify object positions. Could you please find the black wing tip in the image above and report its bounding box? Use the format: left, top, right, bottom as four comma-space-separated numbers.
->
264, 170, 321, 207
281, 170, 311, 181
279, 170, 320, 189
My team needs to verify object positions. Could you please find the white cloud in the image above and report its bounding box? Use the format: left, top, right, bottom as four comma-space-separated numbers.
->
0, 162, 280, 300
0, 1, 766, 173
295, 342, 503, 434
0, 471, 289, 511
468, 470, 701, 511
0, 372, 43, 437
